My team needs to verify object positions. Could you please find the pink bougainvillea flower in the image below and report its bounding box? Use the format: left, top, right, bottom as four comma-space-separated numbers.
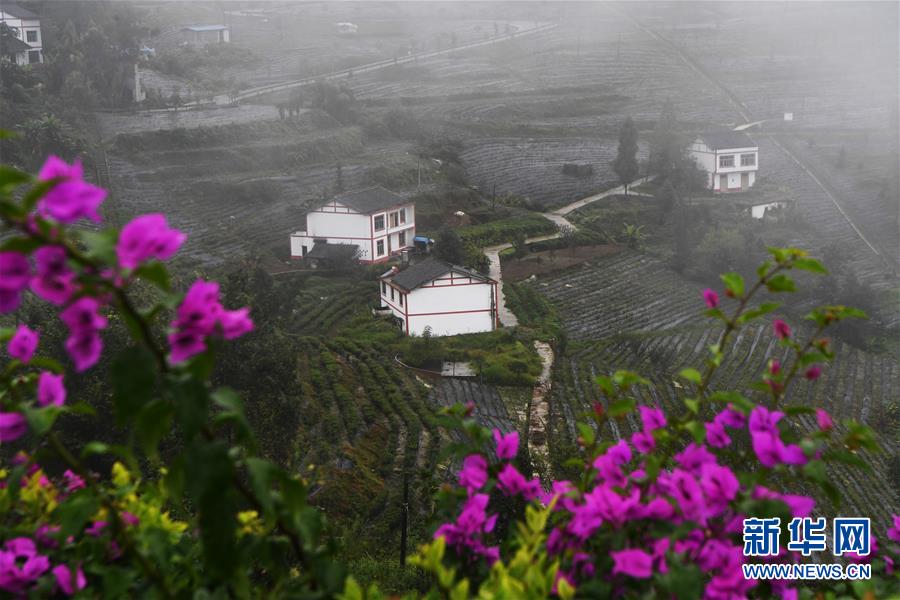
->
705, 419, 731, 448
30, 272, 77, 306
167, 330, 207, 364
116, 213, 187, 270
751, 431, 784, 468
496, 463, 541, 500
805, 365, 822, 380
62, 470, 84, 493
638, 405, 666, 431
37, 372, 66, 407
611, 548, 653, 578
714, 405, 746, 429
52, 564, 87, 596
0, 537, 50, 593
773, 319, 791, 340
458, 454, 488, 492
8, 324, 38, 363
0, 251, 31, 291
702, 288, 719, 309
674, 443, 716, 475
64, 331, 103, 373
749, 406, 784, 435
220, 308, 254, 340
59, 297, 107, 332
781, 494, 815, 518
887, 514, 900, 542
700, 463, 739, 508
37, 156, 106, 224
0, 288, 23, 313
493, 429, 519, 461
780, 443, 808, 466
631, 429, 655, 454
815, 408, 833, 431
33, 246, 68, 278
768, 359, 781, 375
0, 412, 27, 442
606, 439, 632, 466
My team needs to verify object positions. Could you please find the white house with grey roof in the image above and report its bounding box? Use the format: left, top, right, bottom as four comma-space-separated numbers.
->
689, 132, 758, 192
290, 186, 415, 264
0, 2, 43, 65
379, 258, 498, 336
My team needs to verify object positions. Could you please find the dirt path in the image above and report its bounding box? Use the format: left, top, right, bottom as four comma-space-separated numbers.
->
527, 340, 554, 477
485, 177, 652, 327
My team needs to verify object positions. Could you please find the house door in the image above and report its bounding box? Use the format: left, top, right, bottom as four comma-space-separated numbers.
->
741, 173, 749, 190
719, 174, 728, 191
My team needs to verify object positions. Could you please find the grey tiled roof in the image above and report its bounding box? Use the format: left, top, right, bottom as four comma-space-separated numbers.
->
698, 132, 757, 150
331, 186, 406, 214
388, 257, 495, 292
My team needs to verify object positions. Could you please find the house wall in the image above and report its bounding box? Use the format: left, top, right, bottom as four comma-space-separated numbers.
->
380, 272, 497, 336
690, 140, 758, 192
1, 14, 43, 64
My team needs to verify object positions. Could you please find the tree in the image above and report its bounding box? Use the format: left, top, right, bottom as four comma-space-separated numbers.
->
620, 223, 646, 250
612, 117, 639, 195
655, 180, 677, 221
648, 102, 705, 193
434, 227, 466, 264
511, 231, 528, 258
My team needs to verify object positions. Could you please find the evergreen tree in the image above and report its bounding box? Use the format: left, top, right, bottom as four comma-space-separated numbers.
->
612, 117, 640, 195
434, 227, 466, 264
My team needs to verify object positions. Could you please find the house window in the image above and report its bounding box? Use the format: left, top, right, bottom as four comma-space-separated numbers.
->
719, 155, 734, 168
374, 215, 385, 231
390, 212, 399, 228
399, 293, 404, 307
26, 30, 37, 43
398, 231, 406, 247
740, 153, 756, 167
376, 239, 385, 256
399, 208, 406, 224
381, 281, 386, 295
390, 286, 395, 301
27, 50, 40, 64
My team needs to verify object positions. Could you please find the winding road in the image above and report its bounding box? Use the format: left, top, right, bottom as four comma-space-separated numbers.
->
486, 177, 652, 327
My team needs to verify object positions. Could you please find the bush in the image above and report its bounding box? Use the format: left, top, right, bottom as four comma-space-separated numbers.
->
457, 214, 558, 247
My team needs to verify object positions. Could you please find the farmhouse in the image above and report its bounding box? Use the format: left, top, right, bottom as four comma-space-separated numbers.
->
290, 187, 415, 264
378, 258, 499, 336
689, 132, 758, 192
180, 24, 230, 46
0, 2, 42, 65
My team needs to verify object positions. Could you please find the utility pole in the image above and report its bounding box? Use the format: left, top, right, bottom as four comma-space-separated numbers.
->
417, 155, 421, 190
399, 470, 409, 566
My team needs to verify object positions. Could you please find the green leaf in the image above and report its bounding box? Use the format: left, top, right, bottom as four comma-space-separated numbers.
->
135, 399, 174, 458
24, 405, 62, 436
792, 257, 827, 274
21, 180, 54, 212
53, 489, 100, 537
766, 273, 796, 293
679, 368, 702, 385
595, 375, 615, 397
245, 457, 277, 517
684, 420, 706, 444
212, 387, 254, 447
708, 391, 754, 413
112, 346, 157, 424
170, 378, 208, 440
684, 398, 699, 414
134, 262, 172, 291
0, 165, 30, 190
576, 422, 595, 446
720, 272, 745, 298
612, 370, 649, 389
736, 302, 781, 325
608, 397, 636, 417
0, 236, 43, 253
75, 229, 118, 264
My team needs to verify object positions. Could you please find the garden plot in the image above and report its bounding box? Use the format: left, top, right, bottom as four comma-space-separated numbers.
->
549, 326, 900, 525
96, 103, 281, 137
535, 251, 705, 340
429, 379, 515, 436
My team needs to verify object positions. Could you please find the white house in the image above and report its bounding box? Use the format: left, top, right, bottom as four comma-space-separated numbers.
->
689, 132, 759, 192
0, 2, 42, 65
379, 258, 499, 336
290, 187, 415, 264
180, 25, 230, 46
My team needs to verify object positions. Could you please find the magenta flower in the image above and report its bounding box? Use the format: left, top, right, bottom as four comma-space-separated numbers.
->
496, 463, 541, 500
30, 246, 77, 306
630, 429, 655, 454
8, 324, 38, 363
458, 454, 488, 492
220, 308, 254, 340
700, 463, 739, 507
748, 406, 784, 435
606, 439, 632, 466
0, 537, 50, 593
674, 443, 716, 475
611, 548, 653, 578
116, 213, 186, 270
0, 412, 27, 442
768, 359, 781, 375
887, 514, 900, 542
638, 405, 666, 431
773, 319, 791, 340
751, 431, 784, 467
705, 420, 731, 448
702, 288, 719, 309
60, 297, 108, 332
37, 156, 106, 224
62, 470, 85, 493
51, 564, 86, 596
493, 429, 519, 460
37, 372, 66, 407
59, 297, 107, 372
781, 493, 815, 518
64, 331, 103, 373
714, 405, 746, 429
805, 365, 822, 380
0, 251, 30, 313
815, 408, 833, 431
